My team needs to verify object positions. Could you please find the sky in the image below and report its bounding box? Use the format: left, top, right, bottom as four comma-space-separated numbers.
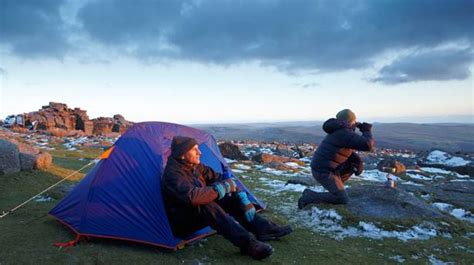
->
0, 0, 473, 124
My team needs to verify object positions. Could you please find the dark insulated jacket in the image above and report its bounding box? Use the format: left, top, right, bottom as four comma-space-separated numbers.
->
311, 118, 375, 174
161, 157, 222, 219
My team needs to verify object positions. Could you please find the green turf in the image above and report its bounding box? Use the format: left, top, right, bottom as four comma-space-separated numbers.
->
1, 159, 473, 264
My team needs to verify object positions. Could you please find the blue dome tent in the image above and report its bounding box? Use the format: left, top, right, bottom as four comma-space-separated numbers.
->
49, 122, 264, 250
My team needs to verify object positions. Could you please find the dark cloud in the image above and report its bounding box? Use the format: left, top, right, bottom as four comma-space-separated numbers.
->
1, 0, 473, 83
371, 48, 473, 84
77, 0, 473, 72
0, 0, 69, 58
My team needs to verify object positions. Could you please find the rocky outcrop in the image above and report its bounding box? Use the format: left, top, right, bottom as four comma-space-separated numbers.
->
92, 115, 134, 135
345, 184, 444, 220
218, 142, 248, 160
3, 102, 133, 136
401, 181, 474, 211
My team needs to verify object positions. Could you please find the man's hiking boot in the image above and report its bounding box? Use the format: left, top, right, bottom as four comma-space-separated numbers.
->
298, 188, 317, 209
257, 224, 293, 241
240, 239, 273, 260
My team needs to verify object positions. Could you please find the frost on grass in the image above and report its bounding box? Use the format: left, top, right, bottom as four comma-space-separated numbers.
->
259, 178, 307, 192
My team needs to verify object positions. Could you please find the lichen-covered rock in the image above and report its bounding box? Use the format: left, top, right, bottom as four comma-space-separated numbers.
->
19, 152, 36, 171
0, 138, 21, 175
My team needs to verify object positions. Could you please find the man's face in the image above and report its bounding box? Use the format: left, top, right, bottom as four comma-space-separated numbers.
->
182, 144, 201, 165
350, 120, 357, 129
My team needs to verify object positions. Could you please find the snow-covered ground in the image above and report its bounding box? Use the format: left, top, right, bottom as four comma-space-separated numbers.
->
281, 203, 441, 242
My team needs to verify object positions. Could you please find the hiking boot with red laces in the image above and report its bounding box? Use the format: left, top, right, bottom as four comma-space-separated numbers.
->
257, 224, 293, 241
240, 239, 273, 260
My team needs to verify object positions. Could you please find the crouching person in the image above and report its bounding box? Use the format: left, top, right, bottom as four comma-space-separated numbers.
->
162, 136, 293, 260
298, 109, 375, 208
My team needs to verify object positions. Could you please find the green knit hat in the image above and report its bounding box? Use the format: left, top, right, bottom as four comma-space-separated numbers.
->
336, 109, 356, 123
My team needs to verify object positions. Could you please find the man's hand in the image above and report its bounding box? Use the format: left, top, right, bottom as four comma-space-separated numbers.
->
357, 122, 372, 132
212, 178, 237, 200
237, 191, 256, 222
354, 164, 363, 176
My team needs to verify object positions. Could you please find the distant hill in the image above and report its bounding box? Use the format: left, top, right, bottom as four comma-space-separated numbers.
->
196, 122, 474, 153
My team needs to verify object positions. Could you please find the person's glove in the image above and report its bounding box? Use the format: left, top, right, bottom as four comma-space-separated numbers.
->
212, 178, 237, 200
357, 122, 372, 132
348, 153, 363, 176
353, 163, 363, 176
237, 191, 256, 222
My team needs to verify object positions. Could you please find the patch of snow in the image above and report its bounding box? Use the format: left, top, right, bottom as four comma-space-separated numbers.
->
432, 202, 474, 224
451, 208, 474, 223
432, 202, 452, 212
33, 195, 54, 202
260, 178, 307, 192
402, 181, 424, 186
421, 167, 451, 174
233, 164, 251, 170
260, 167, 286, 175
407, 173, 432, 181
426, 150, 470, 167
421, 167, 469, 178
285, 162, 300, 168
420, 194, 431, 200
224, 158, 236, 164
354, 170, 400, 182
259, 147, 274, 154
389, 255, 406, 263
450, 179, 474, 182
299, 157, 311, 163
231, 169, 244, 173
428, 255, 455, 265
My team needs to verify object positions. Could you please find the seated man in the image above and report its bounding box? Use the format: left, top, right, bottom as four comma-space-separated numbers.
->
162, 136, 293, 260
298, 109, 375, 208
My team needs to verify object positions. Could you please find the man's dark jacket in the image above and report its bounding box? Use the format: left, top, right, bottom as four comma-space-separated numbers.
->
311, 118, 374, 174
161, 156, 222, 221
